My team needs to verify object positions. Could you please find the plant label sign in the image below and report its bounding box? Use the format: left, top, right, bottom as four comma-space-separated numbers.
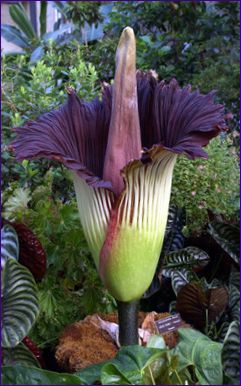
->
155, 313, 183, 334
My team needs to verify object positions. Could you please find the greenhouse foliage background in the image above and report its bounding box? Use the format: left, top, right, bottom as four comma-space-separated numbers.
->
1, 1, 240, 385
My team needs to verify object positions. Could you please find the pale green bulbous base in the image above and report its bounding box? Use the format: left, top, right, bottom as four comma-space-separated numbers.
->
100, 151, 177, 301
73, 151, 177, 302
101, 226, 166, 301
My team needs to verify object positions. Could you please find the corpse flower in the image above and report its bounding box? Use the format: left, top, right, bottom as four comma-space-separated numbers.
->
12, 27, 226, 345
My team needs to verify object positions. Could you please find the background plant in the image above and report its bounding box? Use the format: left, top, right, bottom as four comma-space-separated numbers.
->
171, 137, 239, 234
2, 43, 99, 193
85, 1, 240, 129
1, 2, 72, 61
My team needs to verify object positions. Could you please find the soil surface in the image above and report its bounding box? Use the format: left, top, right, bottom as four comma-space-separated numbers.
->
55, 311, 184, 372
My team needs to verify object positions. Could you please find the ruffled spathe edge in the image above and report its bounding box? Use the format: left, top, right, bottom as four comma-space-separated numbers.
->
11, 88, 113, 190
11, 73, 228, 194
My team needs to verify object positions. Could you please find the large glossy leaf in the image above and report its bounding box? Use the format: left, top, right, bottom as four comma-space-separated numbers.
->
2, 365, 82, 385
2, 259, 39, 348
176, 283, 228, 329
42, 23, 73, 42
208, 287, 229, 323
77, 336, 222, 385
176, 283, 208, 329
76, 346, 162, 385
222, 321, 240, 384
9, 4, 37, 41
1, 224, 19, 268
101, 346, 162, 385
74, 361, 105, 385
1, 25, 30, 49
208, 221, 239, 265
171, 268, 198, 295
163, 247, 209, 277
142, 350, 195, 385
3, 342, 40, 368
173, 328, 223, 385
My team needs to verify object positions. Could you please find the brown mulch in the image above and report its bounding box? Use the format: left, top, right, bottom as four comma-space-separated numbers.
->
55, 312, 187, 372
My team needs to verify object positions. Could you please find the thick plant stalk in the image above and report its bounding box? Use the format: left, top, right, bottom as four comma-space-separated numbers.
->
117, 300, 139, 345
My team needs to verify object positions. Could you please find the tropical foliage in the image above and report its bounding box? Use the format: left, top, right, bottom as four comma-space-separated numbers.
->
1, 1, 239, 384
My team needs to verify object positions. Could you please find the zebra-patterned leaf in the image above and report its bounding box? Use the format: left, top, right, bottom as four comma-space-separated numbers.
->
2, 259, 39, 348
162, 205, 186, 254
165, 205, 186, 234
143, 206, 186, 298
229, 284, 240, 322
1, 225, 19, 268
3, 342, 40, 368
222, 321, 240, 384
208, 221, 239, 265
229, 267, 240, 289
171, 269, 198, 295
218, 322, 230, 343
163, 247, 209, 278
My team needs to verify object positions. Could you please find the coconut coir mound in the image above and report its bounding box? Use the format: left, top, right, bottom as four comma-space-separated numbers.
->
55, 312, 182, 372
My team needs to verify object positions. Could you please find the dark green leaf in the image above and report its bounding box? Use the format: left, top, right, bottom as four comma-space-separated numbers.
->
2, 259, 39, 348
208, 221, 239, 265
101, 363, 132, 385
173, 328, 223, 385
30, 46, 45, 63
2, 365, 82, 385
75, 361, 105, 385
159, 45, 171, 55
3, 342, 40, 368
42, 23, 73, 42
222, 321, 240, 384
9, 4, 37, 41
77, 345, 162, 385
163, 247, 209, 277
102, 346, 161, 384
143, 350, 193, 385
40, 1, 47, 37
